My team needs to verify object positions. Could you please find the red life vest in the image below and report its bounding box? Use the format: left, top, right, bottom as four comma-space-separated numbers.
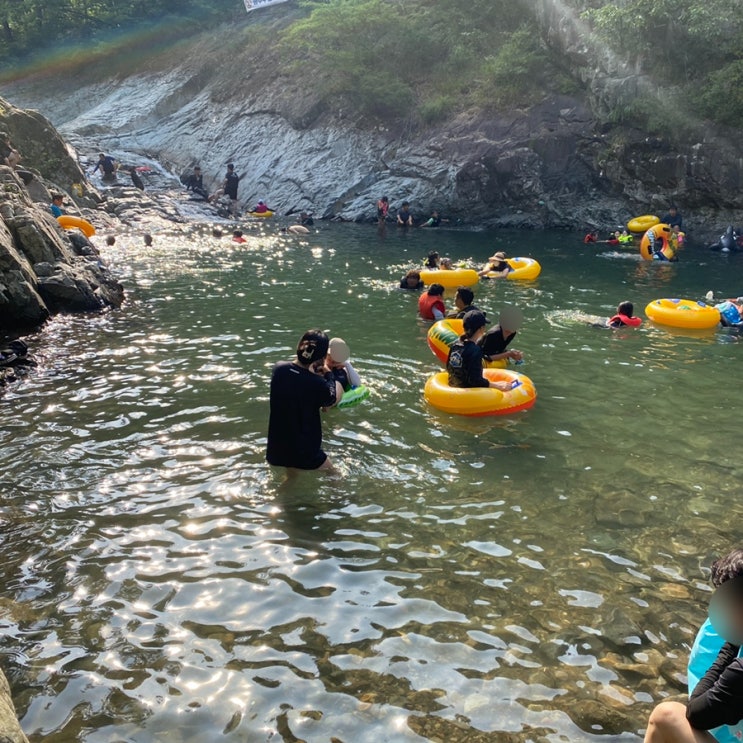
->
418, 292, 445, 320
609, 313, 642, 327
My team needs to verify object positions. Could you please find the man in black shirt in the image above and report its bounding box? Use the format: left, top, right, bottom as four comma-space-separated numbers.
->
266, 329, 343, 471
479, 306, 524, 365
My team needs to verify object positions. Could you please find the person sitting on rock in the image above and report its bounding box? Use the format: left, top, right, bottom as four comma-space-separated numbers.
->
0, 133, 21, 169
184, 166, 209, 200
50, 193, 66, 218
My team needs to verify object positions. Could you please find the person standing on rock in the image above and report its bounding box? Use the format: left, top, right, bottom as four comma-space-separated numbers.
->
210, 163, 241, 217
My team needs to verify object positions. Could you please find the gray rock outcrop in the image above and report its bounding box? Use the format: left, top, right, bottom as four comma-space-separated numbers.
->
0, 99, 125, 335
0, 668, 29, 743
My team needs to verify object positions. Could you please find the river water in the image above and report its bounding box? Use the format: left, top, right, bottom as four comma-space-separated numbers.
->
2, 219, 742, 742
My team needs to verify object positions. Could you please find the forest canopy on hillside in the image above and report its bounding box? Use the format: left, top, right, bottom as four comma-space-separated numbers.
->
1, 0, 741, 129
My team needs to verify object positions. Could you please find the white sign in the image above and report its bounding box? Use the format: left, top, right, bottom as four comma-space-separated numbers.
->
244, 0, 290, 11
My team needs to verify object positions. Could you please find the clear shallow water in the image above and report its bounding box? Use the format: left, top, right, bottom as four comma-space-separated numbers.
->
2, 221, 743, 742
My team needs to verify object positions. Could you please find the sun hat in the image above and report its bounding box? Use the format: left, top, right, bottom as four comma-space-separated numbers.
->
329, 337, 350, 363
490, 251, 506, 261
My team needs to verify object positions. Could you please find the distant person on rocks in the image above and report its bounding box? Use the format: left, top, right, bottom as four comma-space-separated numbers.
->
661, 205, 683, 229
418, 283, 446, 321
447, 310, 512, 390
129, 167, 145, 191
479, 306, 524, 365
184, 166, 209, 200
266, 329, 343, 472
209, 163, 240, 217
0, 133, 21, 169
49, 193, 66, 218
447, 287, 482, 319
377, 196, 389, 225
399, 269, 424, 290
92, 152, 117, 179
397, 201, 414, 226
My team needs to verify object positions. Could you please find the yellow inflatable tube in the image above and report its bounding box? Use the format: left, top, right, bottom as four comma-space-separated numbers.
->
628, 214, 660, 234
248, 210, 274, 218
426, 318, 506, 368
640, 224, 676, 261
425, 368, 536, 416
645, 298, 720, 329
506, 257, 541, 280
57, 215, 96, 237
420, 268, 479, 288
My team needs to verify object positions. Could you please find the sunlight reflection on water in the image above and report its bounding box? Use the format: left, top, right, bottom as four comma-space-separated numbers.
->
1, 223, 742, 741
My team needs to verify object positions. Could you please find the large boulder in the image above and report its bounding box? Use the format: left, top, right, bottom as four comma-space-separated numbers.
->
0, 163, 123, 335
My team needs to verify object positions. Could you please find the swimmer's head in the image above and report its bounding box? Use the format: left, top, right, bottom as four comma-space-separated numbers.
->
617, 301, 634, 317
296, 329, 329, 367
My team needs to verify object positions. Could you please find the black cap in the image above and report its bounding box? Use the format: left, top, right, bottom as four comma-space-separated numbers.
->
463, 310, 487, 334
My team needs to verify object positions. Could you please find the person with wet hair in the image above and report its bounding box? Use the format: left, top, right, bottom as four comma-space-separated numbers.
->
399, 269, 424, 290
266, 329, 343, 471
643, 547, 743, 742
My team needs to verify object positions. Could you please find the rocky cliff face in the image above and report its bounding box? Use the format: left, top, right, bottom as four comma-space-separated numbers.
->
0, 99, 124, 336
3, 7, 741, 234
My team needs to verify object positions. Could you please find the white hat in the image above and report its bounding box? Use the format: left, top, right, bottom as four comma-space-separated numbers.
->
329, 337, 350, 363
